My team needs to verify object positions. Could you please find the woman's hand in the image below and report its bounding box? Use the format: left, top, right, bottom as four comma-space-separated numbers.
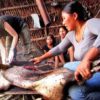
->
30, 56, 43, 64
75, 60, 92, 82
30, 51, 53, 64
7, 49, 14, 64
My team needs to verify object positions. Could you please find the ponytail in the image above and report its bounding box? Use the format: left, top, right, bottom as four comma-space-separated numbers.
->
82, 4, 93, 20
63, 1, 93, 21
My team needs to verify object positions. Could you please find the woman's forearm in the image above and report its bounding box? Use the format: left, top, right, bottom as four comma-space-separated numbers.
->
68, 46, 74, 62
1, 47, 6, 64
0, 38, 7, 64
10, 34, 18, 50
59, 54, 65, 64
55, 56, 59, 68
83, 47, 99, 62
40, 51, 53, 61
4, 22, 18, 50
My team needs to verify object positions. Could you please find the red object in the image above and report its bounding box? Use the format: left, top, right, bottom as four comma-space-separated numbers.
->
23, 66, 38, 71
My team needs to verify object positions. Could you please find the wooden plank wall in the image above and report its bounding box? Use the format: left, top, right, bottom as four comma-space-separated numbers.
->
0, 0, 99, 48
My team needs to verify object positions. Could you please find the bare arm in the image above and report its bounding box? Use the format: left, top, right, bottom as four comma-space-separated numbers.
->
0, 38, 7, 64
54, 56, 59, 68
82, 47, 99, 62
4, 22, 18, 50
75, 47, 99, 81
58, 54, 65, 64
68, 46, 74, 62
31, 32, 72, 64
75, 18, 100, 81
30, 51, 53, 64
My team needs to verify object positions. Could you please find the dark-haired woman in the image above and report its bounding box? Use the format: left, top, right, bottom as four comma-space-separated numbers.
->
43, 34, 65, 68
31, 1, 100, 99
59, 26, 74, 62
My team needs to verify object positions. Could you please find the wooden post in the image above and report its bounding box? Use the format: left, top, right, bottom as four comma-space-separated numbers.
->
36, 0, 51, 26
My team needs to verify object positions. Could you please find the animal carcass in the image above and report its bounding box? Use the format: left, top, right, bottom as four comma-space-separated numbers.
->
2, 60, 100, 100
4, 66, 74, 100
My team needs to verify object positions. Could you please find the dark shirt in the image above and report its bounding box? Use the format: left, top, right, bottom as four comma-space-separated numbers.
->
0, 15, 25, 37
43, 45, 50, 52
58, 39, 70, 62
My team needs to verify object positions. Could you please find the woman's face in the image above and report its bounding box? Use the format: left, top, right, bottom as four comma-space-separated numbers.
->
59, 27, 67, 39
46, 36, 53, 45
62, 11, 77, 31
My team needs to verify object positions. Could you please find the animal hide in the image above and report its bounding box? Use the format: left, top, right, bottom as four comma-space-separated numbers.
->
1, 60, 100, 100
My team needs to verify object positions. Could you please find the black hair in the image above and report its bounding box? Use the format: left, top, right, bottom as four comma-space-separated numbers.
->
63, 1, 93, 21
59, 26, 68, 33
47, 34, 56, 47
